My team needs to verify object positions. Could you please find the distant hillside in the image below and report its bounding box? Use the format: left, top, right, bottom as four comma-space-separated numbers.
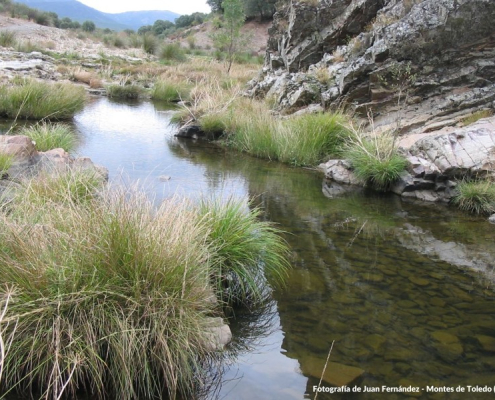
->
14, 0, 180, 31
109, 11, 180, 31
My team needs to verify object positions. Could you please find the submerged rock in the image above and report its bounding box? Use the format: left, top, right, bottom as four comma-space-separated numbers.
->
298, 355, 365, 387
203, 317, 232, 352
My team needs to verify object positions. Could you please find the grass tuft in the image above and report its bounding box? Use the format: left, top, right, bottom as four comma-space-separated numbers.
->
0, 171, 290, 399
0, 79, 86, 120
0, 152, 13, 175
151, 80, 190, 102
198, 197, 290, 306
159, 43, 187, 62
344, 128, 407, 191
451, 179, 495, 215
18, 122, 77, 152
0, 30, 17, 47
106, 84, 143, 99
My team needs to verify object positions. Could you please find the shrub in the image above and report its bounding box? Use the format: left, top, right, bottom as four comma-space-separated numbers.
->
142, 33, 157, 54
106, 84, 143, 99
344, 129, 407, 191
452, 179, 495, 215
0, 30, 16, 47
19, 122, 77, 152
159, 43, 186, 62
151, 80, 190, 102
0, 79, 86, 120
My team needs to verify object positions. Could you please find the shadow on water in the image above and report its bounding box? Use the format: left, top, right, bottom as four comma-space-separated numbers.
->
4, 98, 495, 399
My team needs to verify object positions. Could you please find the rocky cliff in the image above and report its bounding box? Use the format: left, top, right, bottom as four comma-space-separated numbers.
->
248, 0, 495, 203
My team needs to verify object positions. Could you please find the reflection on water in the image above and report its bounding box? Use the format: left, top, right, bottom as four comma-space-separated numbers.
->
23, 98, 495, 399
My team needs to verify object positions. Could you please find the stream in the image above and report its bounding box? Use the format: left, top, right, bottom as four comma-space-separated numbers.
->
46, 98, 495, 399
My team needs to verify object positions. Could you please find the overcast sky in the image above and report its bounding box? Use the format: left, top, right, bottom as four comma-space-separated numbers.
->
78, 0, 211, 16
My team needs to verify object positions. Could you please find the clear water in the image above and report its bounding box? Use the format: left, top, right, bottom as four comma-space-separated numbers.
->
16, 97, 495, 399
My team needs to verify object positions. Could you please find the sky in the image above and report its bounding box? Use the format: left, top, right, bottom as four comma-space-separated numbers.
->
78, 0, 211, 16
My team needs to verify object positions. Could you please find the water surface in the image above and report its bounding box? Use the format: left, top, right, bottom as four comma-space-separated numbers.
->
72, 98, 495, 400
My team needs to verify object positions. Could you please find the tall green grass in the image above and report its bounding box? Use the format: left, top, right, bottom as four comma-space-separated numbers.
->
452, 179, 495, 215
0, 79, 86, 120
198, 197, 290, 306
212, 98, 350, 166
0, 171, 290, 399
19, 122, 77, 152
159, 43, 187, 62
151, 80, 190, 102
343, 129, 407, 191
0, 30, 17, 47
106, 84, 143, 99
0, 152, 13, 175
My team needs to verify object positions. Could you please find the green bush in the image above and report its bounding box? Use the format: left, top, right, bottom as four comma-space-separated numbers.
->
142, 33, 157, 54
344, 130, 407, 191
0, 79, 86, 120
452, 179, 495, 215
19, 122, 77, 152
106, 84, 143, 99
159, 43, 186, 62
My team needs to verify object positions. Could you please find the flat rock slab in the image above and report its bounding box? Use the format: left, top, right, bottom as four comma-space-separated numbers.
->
299, 356, 365, 387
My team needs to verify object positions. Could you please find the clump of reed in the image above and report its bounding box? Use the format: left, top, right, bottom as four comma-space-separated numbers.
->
159, 43, 187, 62
343, 126, 407, 191
0, 169, 290, 400
0, 30, 17, 47
451, 179, 495, 215
106, 84, 144, 99
0, 79, 86, 120
19, 122, 77, 152
151, 80, 190, 102
196, 96, 350, 166
199, 197, 290, 306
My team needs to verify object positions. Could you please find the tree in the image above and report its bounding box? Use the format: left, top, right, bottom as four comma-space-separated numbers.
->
245, 0, 277, 20
152, 19, 174, 35
82, 20, 95, 32
207, 0, 223, 13
211, 0, 246, 73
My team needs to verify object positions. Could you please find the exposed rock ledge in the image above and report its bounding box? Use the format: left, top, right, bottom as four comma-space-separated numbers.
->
319, 116, 495, 202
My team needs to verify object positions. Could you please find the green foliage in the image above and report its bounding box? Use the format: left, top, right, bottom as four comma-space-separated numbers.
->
175, 12, 207, 28
159, 43, 186, 62
198, 196, 290, 306
152, 19, 174, 35
142, 33, 157, 54
151, 81, 190, 102
210, 0, 246, 73
19, 122, 77, 152
0, 30, 16, 47
452, 180, 495, 215
82, 20, 96, 32
0, 172, 290, 399
106, 84, 143, 99
0, 79, 86, 120
344, 130, 407, 191
216, 99, 351, 166
0, 152, 13, 175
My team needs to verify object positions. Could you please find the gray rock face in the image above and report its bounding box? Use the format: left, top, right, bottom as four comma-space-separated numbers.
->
249, 0, 495, 134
